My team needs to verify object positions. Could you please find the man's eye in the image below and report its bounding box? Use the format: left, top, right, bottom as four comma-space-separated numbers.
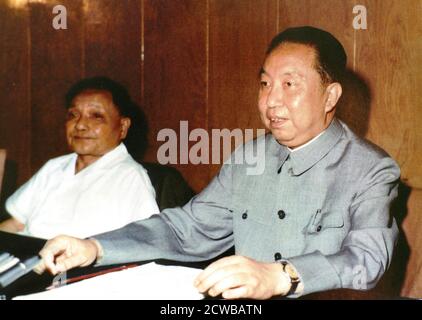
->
66, 112, 78, 119
92, 113, 104, 119
284, 81, 294, 87
260, 81, 269, 87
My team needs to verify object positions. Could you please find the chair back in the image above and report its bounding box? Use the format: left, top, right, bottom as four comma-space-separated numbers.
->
141, 162, 195, 211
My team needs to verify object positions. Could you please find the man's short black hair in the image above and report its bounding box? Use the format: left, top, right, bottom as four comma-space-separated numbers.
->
266, 26, 347, 85
65, 76, 133, 117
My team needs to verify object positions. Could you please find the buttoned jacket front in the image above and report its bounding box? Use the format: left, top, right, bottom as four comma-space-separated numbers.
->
97, 118, 400, 296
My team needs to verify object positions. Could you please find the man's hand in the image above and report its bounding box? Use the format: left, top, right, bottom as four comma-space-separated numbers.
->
194, 255, 291, 299
36, 235, 100, 275
0, 217, 25, 233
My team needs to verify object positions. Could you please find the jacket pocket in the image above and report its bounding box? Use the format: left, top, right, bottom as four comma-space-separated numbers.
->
304, 208, 344, 234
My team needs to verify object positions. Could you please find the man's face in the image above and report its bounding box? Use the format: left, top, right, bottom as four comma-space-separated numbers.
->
65, 90, 129, 158
258, 43, 332, 148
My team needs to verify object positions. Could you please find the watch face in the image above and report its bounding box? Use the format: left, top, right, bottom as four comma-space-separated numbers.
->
284, 262, 300, 281
281, 262, 300, 296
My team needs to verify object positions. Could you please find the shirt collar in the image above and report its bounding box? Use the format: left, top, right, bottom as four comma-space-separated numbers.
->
287, 129, 326, 153
65, 143, 129, 176
91, 143, 128, 171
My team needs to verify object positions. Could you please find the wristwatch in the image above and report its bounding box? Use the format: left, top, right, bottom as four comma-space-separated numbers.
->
280, 261, 300, 296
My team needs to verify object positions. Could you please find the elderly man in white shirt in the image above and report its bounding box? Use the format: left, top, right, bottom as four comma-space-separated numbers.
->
0, 77, 159, 239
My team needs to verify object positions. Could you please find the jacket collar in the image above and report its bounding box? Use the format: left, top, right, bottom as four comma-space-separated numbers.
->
270, 118, 344, 176
268, 133, 290, 170
289, 118, 344, 175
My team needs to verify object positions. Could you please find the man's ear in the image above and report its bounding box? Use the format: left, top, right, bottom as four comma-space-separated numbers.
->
324, 82, 342, 113
120, 117, 131, 140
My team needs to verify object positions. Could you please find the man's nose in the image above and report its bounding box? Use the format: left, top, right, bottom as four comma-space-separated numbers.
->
75, 116, 89, 130
266, 85, 284, 108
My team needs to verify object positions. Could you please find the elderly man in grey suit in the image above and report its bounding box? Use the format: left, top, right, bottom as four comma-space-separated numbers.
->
38, 26, 400, 299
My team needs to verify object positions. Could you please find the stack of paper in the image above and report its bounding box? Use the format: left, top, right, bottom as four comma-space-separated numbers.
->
14, 262, 205, 300
0, 252, 40, 288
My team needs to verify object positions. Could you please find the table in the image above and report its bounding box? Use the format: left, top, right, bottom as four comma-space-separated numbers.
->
0, 231, 231, 300
0, 231, 401, 300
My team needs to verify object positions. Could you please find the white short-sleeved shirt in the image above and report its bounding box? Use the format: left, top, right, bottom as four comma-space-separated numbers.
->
6, 143, 159, 239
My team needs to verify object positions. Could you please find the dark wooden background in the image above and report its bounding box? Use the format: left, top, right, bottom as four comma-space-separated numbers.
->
0, 0, 421, 298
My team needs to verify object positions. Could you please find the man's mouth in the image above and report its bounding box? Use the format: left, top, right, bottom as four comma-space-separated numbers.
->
269, 117, 288, 128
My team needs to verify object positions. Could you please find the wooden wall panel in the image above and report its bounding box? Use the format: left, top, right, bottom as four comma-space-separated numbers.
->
143, 0, 208, 192
353, 1, 422, 297
83, 0, 145, 160
355, 0, 422, 189
84, 0, 143, 106
208, 0, 277, 179
278, 0, 355, 65
29, 1, 84, 173
0, 2, 30, 188
401, 188, 422, 298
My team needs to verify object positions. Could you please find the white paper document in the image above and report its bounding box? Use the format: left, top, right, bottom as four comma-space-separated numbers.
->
14, 262, 205, 300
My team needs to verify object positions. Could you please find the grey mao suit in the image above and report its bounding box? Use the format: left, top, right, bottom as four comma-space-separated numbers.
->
95, 118, 400, 296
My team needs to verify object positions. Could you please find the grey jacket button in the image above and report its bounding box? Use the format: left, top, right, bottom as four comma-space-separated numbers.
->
274, 252, 282, 261
317, 225, 322, 232
278, 210, 286, 219
242, 212, 248, 219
